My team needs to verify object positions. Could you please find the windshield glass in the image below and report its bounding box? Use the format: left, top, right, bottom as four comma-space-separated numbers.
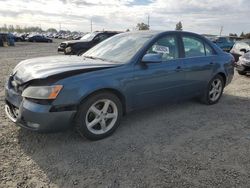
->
83, 33, 153, 63
80, 32, 97, 41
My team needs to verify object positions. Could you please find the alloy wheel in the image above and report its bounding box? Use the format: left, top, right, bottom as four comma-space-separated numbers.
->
209, 78, 222, 102
85, 99, 118, 135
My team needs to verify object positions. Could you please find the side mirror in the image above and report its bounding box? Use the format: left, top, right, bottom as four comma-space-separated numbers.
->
141, 54, 162, 63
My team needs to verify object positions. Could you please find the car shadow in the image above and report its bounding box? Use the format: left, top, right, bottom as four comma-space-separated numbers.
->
17, 94, 250, 187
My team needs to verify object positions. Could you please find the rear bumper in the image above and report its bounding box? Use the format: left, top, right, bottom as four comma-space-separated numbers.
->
5, 85, 76, 133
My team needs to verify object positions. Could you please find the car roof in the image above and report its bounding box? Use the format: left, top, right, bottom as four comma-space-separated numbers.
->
117, 30, 206, 38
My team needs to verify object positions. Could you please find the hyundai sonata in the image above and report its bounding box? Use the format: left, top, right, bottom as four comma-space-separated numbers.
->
5, 31, 234, 140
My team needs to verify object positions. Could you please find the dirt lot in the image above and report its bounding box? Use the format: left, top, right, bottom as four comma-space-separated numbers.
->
0, 40, 250, 188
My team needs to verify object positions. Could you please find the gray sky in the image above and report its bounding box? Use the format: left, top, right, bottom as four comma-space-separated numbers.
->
0, 0, 249, 35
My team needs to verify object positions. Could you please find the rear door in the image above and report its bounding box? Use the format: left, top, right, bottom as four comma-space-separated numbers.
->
180, 34, 217, 97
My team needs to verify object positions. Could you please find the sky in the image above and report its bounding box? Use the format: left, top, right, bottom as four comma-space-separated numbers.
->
0, 0, 249, 35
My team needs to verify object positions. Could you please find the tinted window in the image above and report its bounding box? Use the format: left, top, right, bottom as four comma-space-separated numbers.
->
146, 35, 179, 61
183, 36, 205, 57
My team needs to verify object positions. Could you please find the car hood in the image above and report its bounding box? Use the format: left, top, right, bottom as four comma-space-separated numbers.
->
13, 55, 120, 84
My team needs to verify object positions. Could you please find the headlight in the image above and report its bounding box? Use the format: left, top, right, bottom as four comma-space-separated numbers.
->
65, 46, 72, 53
22, 85, 63, 99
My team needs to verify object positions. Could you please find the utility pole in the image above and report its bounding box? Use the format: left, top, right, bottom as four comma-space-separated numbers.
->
147, 14, 150, 29
90, 19, 93, 32
219, 26, 223, 36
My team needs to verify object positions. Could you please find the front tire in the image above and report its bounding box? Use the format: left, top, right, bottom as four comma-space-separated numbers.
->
200, 75, 224, 105
75, 92, 123, 140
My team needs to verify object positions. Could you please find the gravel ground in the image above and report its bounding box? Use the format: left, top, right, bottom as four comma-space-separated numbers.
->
0, 40, 250, 188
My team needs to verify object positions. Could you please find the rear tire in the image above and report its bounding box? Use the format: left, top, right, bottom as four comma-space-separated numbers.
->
75, 92, 123, 140
200, 75, 224, 105
238, 70, 246, 75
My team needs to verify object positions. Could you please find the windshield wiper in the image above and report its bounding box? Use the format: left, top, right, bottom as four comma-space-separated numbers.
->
84, 56, 106, 61
84, 55, 96, 59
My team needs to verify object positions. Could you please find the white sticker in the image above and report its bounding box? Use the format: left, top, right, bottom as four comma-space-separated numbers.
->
152, 45, 169, 54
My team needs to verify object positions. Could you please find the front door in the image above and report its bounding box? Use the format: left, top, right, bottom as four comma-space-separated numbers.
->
132, 34, 185, 108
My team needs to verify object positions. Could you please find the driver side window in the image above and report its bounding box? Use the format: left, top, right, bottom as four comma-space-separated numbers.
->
146, 35, 179, 61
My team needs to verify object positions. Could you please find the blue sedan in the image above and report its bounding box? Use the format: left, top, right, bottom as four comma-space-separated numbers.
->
5, 31, 234, 140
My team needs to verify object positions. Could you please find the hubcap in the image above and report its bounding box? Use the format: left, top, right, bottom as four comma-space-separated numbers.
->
209, 78, 222, 102
85, 99, 118, 135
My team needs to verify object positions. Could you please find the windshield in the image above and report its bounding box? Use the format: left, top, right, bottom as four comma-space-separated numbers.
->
83, 33, 153, 63
80, 32, 97, 41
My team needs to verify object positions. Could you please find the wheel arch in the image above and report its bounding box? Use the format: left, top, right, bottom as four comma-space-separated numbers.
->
217, 72, 226, 85
78, 88, 127, 115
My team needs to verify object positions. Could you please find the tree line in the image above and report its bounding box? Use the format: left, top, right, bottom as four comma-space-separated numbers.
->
1, 23, 250, 39
0, 24, 58, 33
136, 21, 250, 39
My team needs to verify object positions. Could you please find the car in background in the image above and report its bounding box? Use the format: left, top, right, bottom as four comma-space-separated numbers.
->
58, 31, 121, 55
27, 35, 53, 43
230, 40, 250, 62
212, 36, 236, 52
12, 33, 26, 42
235, 52, 250, 75
0, 33, 15, 46
5, 31, 234, 140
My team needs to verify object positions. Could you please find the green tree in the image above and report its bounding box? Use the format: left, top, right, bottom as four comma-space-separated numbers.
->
175, 21, 183, 31
136, 22, 149, 30
240, 32, 245, 38
229, 33, 237, 37
8, 25, 14, 32
15, 25, 22, 33
46, 28, 57, 33
245, 33, 250, 39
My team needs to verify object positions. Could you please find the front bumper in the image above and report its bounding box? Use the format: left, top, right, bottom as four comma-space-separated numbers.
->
5, 85, 76, 132
235, 62, 250, 73
58, 46, 72, 55
58, 46, 65, 53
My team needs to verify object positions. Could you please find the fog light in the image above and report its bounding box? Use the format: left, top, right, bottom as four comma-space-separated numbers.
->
27, 122, 40, 129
